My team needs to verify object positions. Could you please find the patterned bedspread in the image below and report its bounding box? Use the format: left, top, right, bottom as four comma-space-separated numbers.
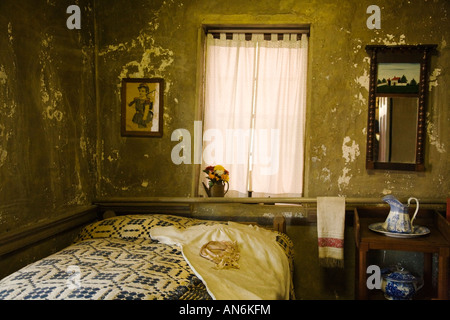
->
0, 214, 294, 300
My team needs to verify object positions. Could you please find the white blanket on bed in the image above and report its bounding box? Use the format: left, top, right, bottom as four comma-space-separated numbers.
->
150, 222, 290, 300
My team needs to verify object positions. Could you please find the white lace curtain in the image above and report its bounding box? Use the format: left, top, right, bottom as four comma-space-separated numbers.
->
202, 32, 308, 197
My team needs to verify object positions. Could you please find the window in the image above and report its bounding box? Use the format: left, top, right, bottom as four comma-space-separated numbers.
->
201, 28, 309, 197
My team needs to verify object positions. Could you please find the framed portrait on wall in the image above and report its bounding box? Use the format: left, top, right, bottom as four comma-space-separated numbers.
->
121, 78, 164, 137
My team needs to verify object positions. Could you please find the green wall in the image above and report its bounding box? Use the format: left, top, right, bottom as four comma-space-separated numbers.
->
95, 0, 449, 199
0, 0, 97, 233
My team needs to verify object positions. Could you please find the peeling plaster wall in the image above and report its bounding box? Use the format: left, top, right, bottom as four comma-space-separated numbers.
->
306, 1, 449, 199
1, 0, 447, 234
96, 0, 192, 197
96, 0, 449, 200
0, 0, 97, 233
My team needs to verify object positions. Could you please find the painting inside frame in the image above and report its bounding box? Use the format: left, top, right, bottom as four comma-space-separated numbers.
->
121, 78, 164, 137
376, 63, 420, 94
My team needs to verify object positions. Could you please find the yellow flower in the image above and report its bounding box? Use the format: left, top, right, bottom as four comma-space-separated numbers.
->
204, 165, 229, 184
214, 165, 225, 175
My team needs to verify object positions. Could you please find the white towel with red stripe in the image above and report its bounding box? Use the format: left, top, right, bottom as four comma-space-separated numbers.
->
317, 197, 346, 268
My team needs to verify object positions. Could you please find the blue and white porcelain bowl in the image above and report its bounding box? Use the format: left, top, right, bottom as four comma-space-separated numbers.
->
381, 268, 423, 300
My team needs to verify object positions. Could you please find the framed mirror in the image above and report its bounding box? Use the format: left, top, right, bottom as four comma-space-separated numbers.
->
365, 45, 437, 171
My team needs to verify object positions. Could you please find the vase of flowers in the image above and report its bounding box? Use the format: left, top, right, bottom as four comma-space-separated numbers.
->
202, 165, 229, 197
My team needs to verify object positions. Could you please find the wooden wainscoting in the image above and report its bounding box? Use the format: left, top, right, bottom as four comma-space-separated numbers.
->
0, 205, 98, 257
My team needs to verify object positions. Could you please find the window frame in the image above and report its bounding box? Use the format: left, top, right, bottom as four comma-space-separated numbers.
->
193, 25, 310, 197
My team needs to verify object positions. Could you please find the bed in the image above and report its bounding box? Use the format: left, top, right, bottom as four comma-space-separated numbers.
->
0, 214, 294, 300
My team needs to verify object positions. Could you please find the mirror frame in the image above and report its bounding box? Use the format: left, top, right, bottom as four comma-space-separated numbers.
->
365, 44, 437, 171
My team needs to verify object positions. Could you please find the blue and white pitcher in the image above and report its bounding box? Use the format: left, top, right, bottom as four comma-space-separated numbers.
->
382, 195, 419, 234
